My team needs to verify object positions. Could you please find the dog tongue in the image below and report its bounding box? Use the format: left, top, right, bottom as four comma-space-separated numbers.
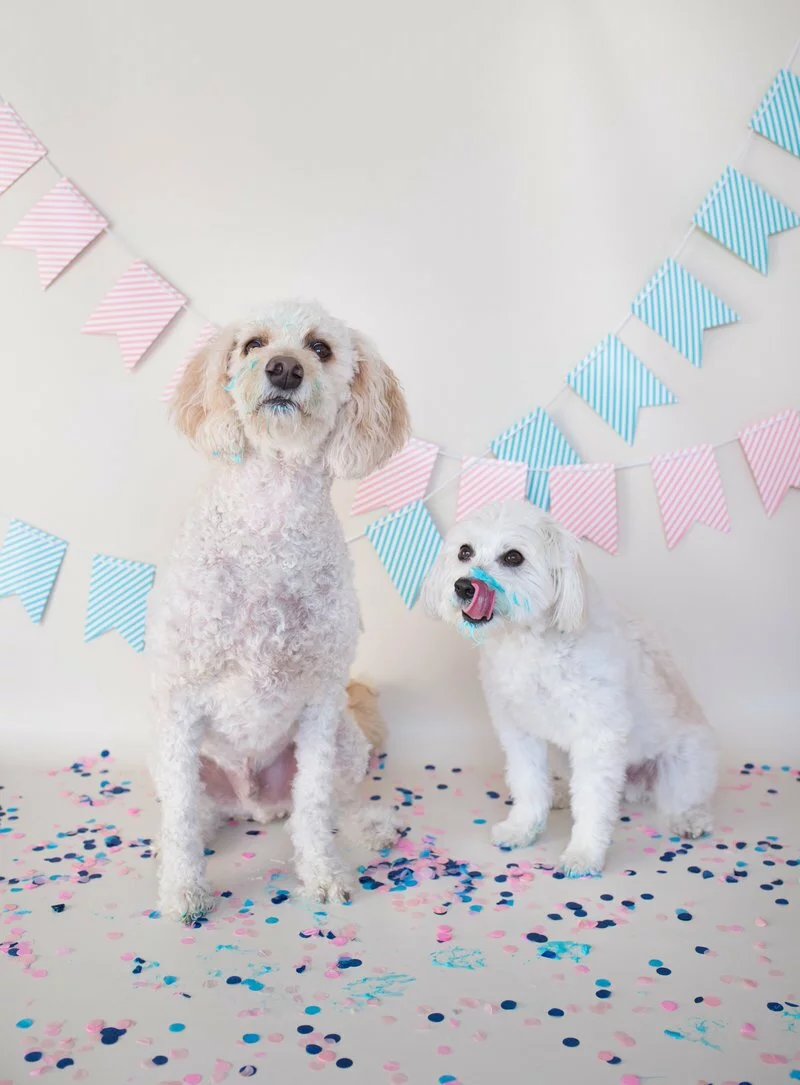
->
464, 579, 495, 621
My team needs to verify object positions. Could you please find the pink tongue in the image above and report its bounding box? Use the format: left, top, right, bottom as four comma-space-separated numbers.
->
464, 579, 495, 620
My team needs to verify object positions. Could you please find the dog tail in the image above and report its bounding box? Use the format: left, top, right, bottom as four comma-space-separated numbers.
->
347, 679, 386, 752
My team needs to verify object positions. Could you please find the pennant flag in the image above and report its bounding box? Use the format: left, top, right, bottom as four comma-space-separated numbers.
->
351, 438, 439, 516
693, 166, 800, 274
3, 177, 108, 288
0, 519, 67, 624
549, 463, 618, 554
738, 408, 800, 517
84, 554, 156, 652
650, 444, 730, 549
566, 334, 677, 444
456, 457, 528, 520
491, 408, 581, 509
364, 500, 441, 608
162, 322, 217, 402
631, 258, 738, 367
750, 69, 800, 159
82, 260, 187, 370
0, 104, 47, 195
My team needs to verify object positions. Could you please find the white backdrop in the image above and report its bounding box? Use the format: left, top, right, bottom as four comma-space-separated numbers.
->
0, 0, 798, 765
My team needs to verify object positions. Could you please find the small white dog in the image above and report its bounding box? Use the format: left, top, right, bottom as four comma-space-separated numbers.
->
424, 500, 716, 877
149, 300, 409, 921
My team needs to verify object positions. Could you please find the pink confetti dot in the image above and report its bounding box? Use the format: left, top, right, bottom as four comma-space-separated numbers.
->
437, 1046, 452, 1055
267, 1034, 284, 1043
184, 1074, 204, 1083
597, 1051, 614, 1061
241, 852, 255, 860
704, 996, 721, 1007
754, 916, 767, 927
318, 1051, 335, 1063
760, 1054, 787, 1065
614, 1032, 636, 1047
660, 1001, 678, 1011
85, 1020, 104, 1034
740, 1023, 756, 1035
391, 1076, 408, 1085
487, 930, 505, 939
620, 1076, 640, 1085
383, 1063, 400, 1072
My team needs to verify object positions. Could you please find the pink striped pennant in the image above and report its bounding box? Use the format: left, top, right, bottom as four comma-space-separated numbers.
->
82, 260, 187, 370
456, 457, 528, 520
161, 322, 217, 402
549, 463, 618, 554
650, 444, 730, 549
3, 177, 108, 287
0, 104, 47, 194
738, 408, 800, 517
350, 438, 439, 516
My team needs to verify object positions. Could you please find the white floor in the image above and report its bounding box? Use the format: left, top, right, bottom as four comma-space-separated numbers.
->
2, 751, 798, 1085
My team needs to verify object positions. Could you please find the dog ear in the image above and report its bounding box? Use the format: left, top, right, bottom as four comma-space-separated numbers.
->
171, 325, 245, 460
325, 329, 410, 479
543, 519, 586, 633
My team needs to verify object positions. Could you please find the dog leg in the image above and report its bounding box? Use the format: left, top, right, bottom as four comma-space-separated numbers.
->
290, 693, 353, 904
336, 713, 401, 852
654, 725, 716, 839
156, 700, 214, 924
491, 723, 551, 849
560, 738, 626, 877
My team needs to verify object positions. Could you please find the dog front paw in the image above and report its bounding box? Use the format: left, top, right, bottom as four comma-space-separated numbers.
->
159, 881, 215, 924
359, 808, 402, 852
559, 845, 605, 879
299, 866, 354, 905
491, 817, 545, 850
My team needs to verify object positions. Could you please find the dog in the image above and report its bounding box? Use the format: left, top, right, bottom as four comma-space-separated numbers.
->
424, 499, 716, 877
148, 300, 409, 921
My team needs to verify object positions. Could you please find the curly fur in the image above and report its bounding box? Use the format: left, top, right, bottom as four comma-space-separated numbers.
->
424, 500, 717, 877
149, 300, 409, 921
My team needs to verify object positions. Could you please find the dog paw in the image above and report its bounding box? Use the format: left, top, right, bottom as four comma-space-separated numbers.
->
550, 775, 570, 810
559, 846, 604, 879
300, 870, 354, 905
669, 806, 712, 840
159, 882, 215, 924
360, 810, 402, 852
491, 817, 545, 850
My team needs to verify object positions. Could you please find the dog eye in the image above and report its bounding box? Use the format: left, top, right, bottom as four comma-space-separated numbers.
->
242, 338, 265, 355
458, 544, 474, 562
500, 549, 524, 567
309, 339, 332, 361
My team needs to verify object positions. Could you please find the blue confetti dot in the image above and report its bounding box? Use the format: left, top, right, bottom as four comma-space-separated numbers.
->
500, 999, 517, 1010
767, 1001, 784, 1011
695, 946, 709, 954
242, 1033, 260, 1044
428, 1012, 445, 1022
297, 1024, 314, 1035
648, 958, 663, 967
595, 978, 611, 987
56, 1058, 74, 1069
656, 967, 672, 976
16, 1018, 33, 1029
526, 932, 548, 942
152, 1056, 168, 1066
562, 1037, 580, 1047
306, 1044, 322, 1054
548, 1007, 564, 1017
676, 910, 692, 921
24, 1052, 43, 1063
336, 1057, 354, 1068
305, 1005, 321, 1015
168, 1023, 185, 1033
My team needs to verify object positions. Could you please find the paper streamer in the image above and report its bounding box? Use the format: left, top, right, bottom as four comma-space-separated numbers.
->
0, 519, 68, 624
651, 444, 731, 549
351, 438, 439, 517
549, 463, 618, 554
3, 177, 108, 287
491, 408, 581, 510
750, 68, 800, 159
0, 104, 47, 194
162, 322, 217, 403
567, 334, 676, 444
82, 260, 187, 370
84, 554, 156, 652
693, 166, 800, 274
364, 500, 441, 608
738, 409, 800, 517
456, 457, 528, 520
631, 258, 739, 367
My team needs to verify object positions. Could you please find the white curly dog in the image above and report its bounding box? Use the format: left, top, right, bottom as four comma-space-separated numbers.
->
424, 500, 717, 878
149, 300, 409, 921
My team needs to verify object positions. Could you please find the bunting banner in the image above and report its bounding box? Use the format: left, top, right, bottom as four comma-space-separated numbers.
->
84, 554, 156, 653
738, 409, 800, 517
0, 103, 47, 194
364, 500, 441, 608
162, 322, 217, 402
549, 463, 618, 555
750, 68, 800, 159
3, 177, 108, 288
351, 438, 439, 517
491, 408, 581, 510
631, 258, 739, 367
82, 260, 187, 370
455, 457, 528, 520
566, 334, 677, 444
693, 166, 800, 274
650, 444, 731, 549
0, 519, 68, 624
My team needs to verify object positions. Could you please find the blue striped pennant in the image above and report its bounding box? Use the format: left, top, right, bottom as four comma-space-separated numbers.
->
566, 335, 676, 445
693, 166, 800, 274
631, 258, 738, 367
490, 408, 580, 509
84, 554, 156, 652
365, 500, 441, 608
750, 69, 800, 159
0, 518, 68, 624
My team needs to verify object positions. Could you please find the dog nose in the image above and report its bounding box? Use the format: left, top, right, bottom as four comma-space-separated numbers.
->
266, 355, 304, 391
454, 577, 475, 602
